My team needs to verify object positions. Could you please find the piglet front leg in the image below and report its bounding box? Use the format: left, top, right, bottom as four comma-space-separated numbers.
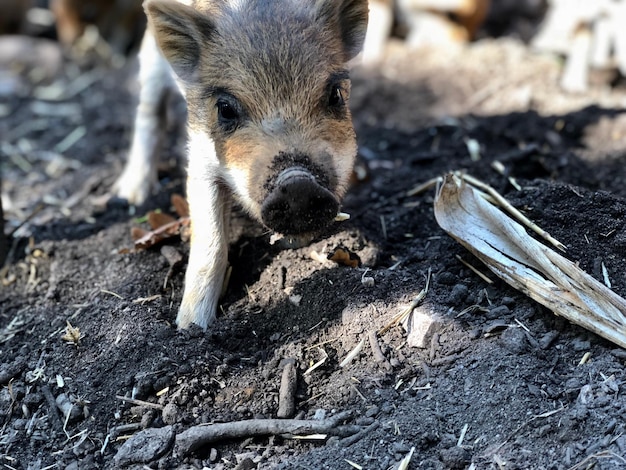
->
177, 139, 231, 330
114, 32, 174, 206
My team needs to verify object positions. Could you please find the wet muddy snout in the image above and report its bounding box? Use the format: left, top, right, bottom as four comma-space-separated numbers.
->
261, 166, 339, 235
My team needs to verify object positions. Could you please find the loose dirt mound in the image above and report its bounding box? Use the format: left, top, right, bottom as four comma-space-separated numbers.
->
2, 38, 626, 469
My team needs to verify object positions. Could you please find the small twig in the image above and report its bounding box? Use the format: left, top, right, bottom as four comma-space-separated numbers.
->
108, 423, 142, 440
175, 411, 354, 456
7, 202, 46, 238
303, 348, 328, 376
456, 255, 494, 284
115, 395, 164, 410
397, 446, 416, 470
367, 330, 392, 371
379, 268, 431, 335
101, 290, 124, 300
340, 338, 365, 368
429, 332, 440, 363
337, 421, 380, 448
429, 353, 465, 367
406, 176, 441, 197
488, 406, 566, 456
41, 385, 64, 433
568, 450, 626, 470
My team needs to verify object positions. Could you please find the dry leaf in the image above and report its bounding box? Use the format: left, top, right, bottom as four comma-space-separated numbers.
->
328, 246, 361, 268
131, 227, 149, 242
433, 173, 626, 349
148, 211, 177, 230
61, 321, 82, 346
171, 194, 189, 218
131, 216, 190, 251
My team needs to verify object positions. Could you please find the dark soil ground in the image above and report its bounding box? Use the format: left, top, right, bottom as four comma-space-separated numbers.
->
3, 31, 626, 470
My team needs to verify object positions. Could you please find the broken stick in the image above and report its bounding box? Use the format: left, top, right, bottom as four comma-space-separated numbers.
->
175, 411, 354, 456
276, 359, 297, 418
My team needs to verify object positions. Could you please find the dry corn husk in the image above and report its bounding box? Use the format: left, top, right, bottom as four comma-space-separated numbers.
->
433, 173, 626, 349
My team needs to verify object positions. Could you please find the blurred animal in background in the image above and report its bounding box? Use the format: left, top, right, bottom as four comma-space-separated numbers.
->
50, 0, 145, 57
0, 0, 145, 58
532, 0, 626, 92
362, 0, 492, 63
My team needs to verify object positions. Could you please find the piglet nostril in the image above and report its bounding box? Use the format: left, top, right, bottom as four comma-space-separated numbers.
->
274, 166, 315, 187
261, 168, 339, 235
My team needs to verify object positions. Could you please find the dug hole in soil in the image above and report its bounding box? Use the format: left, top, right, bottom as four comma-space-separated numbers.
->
2, 36, 626, 469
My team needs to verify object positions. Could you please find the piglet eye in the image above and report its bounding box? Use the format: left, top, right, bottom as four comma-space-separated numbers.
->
217, 100, 239, 121
328, 85, 344, 108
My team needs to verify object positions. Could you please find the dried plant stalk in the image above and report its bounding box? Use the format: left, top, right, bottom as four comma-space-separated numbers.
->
434, 173, 626, 349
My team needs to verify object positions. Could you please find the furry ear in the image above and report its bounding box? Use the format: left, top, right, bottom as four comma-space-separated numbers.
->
144, 0, 216, 82
316, 0, 369, 61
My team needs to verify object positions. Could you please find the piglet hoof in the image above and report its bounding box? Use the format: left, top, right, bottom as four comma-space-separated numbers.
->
176, 272, 223, 330
177, 297, 218, 331
113, 167, 159, 206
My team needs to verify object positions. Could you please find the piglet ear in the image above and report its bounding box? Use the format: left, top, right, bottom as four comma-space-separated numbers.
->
144, 0, 216, 82
316, 0, 369, 62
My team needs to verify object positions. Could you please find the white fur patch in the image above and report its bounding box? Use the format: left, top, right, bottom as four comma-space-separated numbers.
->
225, 165, 263, 220
227, 0, 248, 12
187, 130, 219, 171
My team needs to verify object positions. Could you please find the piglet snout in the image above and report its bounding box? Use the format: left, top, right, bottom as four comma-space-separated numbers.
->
261, 166, 339, 235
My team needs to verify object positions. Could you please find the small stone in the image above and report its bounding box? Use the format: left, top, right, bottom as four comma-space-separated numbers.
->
113, 426, 175, 466
233, 457, 256, 470
578, 384, 593, 405
355, 416, 375, 426
499, 327, 527, 354
439, 446, 471, 469
468, 328, 481, 340
565, 378, 582, 390
235, 452, 257, 464
392, 441, 411, 454
13, 419, 27, 430
365, 405, 379, 418
404, 309, 444, 348
483, 320, 509, 335
161, 245, 183, 268
486, 305, 510, 320
571, 339, 591, 352
23, 392, 43, 408
55, 393, 83, 422
539, 331, 559, 350
141, 409, 156, 429
601, 375, 619, 393
161, 403, 179, 425
437, 272, 457, 285
447, 284, 468, 306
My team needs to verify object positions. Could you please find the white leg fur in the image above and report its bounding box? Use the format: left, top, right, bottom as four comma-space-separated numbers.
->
176, 131, 230, 330
114, 32, 175, 205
